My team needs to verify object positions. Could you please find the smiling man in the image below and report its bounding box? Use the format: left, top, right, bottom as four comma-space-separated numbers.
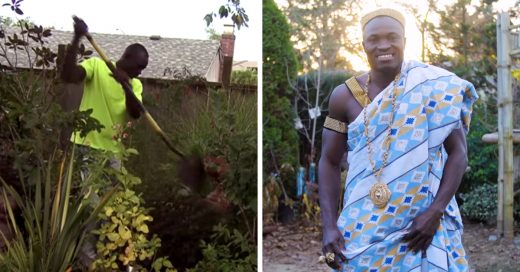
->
318, 8, 478, 271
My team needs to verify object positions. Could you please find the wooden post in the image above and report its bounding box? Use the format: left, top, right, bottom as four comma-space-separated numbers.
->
496, 12, 514, 239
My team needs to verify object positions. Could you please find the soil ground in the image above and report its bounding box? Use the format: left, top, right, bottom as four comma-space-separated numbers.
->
263, 221, 520, 272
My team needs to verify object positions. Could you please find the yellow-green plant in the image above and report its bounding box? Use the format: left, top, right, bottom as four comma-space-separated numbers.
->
263, 175, 281, 224
92, 180, 175, 271
90, 126, 175, 271
513, 69, 520, 81
302, 193, 320, 226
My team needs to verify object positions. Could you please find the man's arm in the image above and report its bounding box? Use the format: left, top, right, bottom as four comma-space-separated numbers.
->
402, 126, 468, 253
429, 127, 468, 213
318, 85, 349, 269
60, 19, 88, 83
108, 68, 142, 119
319, 132, 347, 230
124, 88, 142, 119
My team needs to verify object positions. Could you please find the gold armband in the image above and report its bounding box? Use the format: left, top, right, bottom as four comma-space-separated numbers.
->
323, 116, 347, 134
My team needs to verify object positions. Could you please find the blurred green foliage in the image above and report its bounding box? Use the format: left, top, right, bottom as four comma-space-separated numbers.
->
263, 0, 300, 177
231, 70, 257, 86
128, 83, 256, 270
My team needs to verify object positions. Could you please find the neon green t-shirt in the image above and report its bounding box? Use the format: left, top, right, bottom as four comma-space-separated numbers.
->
71, 57, 143, 153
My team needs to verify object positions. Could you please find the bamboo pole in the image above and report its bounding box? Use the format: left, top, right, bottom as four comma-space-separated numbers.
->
496, 12, 514, 239
496, 12, 504, 238
482, 131, 520, 143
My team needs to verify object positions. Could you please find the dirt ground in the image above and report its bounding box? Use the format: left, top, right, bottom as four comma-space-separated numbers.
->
263, 221, 520, 272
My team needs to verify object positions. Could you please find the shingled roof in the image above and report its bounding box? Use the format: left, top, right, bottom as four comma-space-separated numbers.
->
1, 26, 221, 80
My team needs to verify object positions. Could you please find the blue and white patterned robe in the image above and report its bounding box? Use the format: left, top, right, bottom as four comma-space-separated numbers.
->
336, 60, 478, 272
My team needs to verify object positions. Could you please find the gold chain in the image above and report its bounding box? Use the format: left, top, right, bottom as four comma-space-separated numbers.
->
363, 72, 400, 183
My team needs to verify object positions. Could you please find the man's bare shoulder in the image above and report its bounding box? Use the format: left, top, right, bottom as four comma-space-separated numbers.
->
328, 81, 359, 122
329, 83, 351, 108
330, 83, 350, 100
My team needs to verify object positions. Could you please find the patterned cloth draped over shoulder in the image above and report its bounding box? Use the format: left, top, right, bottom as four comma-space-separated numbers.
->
336, 60, 478, 272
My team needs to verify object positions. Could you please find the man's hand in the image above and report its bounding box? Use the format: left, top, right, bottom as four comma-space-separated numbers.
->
322, 227, 347, 269
401, 209, 442, 253
72, 16, 88, 38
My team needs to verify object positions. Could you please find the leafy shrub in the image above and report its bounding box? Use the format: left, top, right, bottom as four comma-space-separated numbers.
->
263, 174, 282, 224
128, 87, 256, 270
92, 167, 174, 271
460, 99, 498, 194
186, 224, 256, 272
176, 90, 257, 214
231, 70, 257, 85
459, 183, 520, 224
460, 183, 498, 223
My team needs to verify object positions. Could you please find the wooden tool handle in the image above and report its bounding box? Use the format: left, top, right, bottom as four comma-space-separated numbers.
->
72, 15, 185, 158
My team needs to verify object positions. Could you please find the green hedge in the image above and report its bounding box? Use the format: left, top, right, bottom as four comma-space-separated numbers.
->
263, 0, 299, 177
460, 99, 498, 194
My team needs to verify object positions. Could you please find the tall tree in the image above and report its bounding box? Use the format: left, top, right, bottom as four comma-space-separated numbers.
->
284, 0, 361, 71
281, 0, 361, 163
263, 0, 300, 175
397, 0, 437, 62
427, 0, 498, 88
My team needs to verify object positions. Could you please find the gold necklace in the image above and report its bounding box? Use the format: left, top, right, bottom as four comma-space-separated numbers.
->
363, 72, 400, 209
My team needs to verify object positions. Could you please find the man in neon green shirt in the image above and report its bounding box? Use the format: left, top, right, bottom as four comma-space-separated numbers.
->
60, 17, 149, 269
61, 18, 148, 153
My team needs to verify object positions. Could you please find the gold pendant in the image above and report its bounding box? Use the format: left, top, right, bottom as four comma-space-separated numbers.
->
369, 182, 391, 209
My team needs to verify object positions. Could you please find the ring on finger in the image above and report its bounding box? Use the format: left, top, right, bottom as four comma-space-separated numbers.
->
318, 252, 335, 264
325, 252, 335, 263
